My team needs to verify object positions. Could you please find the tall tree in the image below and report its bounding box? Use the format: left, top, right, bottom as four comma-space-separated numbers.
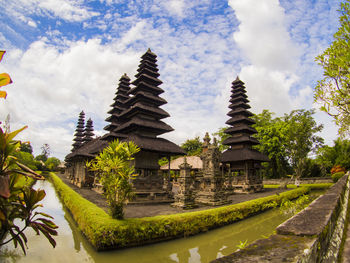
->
314, 0, 350, 136
251, 110, 291, 178
181, 137, 202, 156
283, 109, 324, 178
20, 142, 33, 154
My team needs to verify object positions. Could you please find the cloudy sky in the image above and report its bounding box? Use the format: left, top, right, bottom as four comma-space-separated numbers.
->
0, 0, 342, 159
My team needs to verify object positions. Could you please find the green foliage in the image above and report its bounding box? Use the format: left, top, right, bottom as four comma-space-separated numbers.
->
12, 151, 37, 171
316, 139, 350, 175
181, 136, 202, 156
283, 109, 324, 178
236, 240, 248, 250
0, 127, 57, 254
252, 110, 291, 178
314, 0, 350, 136
45, 157, 61, 171
279, 195, 310, 215
264, 183, 333, 190
35, 154, 47, 163
158, 157, 169, 166
212, 127, 230, 152
251, 109, 323, 179
87, 140, 140, 219
48, 172, 309, 251
19, 142, 33, 154
332, 171, 345, 182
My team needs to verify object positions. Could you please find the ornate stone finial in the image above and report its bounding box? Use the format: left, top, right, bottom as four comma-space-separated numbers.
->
213, 137, 218, 146
184, 156, 187, 164
203, 132, 211, 147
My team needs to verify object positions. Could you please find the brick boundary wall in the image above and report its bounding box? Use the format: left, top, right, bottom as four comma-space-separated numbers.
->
212, 173, 349, 263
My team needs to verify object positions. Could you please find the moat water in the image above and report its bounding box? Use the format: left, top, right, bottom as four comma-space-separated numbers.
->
0, 180, 309, 263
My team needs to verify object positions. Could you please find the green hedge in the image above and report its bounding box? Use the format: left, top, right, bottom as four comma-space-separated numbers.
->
48, 172, 310, 251
264, 183, 333, 190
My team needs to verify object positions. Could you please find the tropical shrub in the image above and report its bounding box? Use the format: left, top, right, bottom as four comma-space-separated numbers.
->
332, 171, 345, 182
45, 157, 61, 171
0, 50, 57, 254
0, 127, 58, 254
86, 140, 140, 219
331, 164, 346, 175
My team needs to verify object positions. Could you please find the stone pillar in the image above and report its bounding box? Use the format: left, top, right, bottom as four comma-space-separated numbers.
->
172, 157, 197, 209
196, 133, 230, 206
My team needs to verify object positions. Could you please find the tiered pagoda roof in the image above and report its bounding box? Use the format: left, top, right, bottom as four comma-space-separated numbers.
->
103, 73, 131, 132
113, 49, 174, 137
71, 111, 85, 151
221, 77, 269, 163
83, 118, 94, 143
115, 49, 184, 155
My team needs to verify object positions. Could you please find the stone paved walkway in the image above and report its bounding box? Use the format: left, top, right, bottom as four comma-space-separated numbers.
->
56, 173, 287, 218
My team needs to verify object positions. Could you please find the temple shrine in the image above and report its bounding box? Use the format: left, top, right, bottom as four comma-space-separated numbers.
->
221, 77, 269, 193
64, 49, 268, 207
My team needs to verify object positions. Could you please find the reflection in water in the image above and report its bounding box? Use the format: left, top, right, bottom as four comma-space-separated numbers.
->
0, 180, 295, 263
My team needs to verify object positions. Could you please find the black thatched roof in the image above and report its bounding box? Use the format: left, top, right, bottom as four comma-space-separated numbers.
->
104, 74, 131, 132
227, 108, 254, 117
222, 135, 259, 146
135, 66, 160, 79
113, 117, 174, 135
132, 73, 163, 87
83, 118, 94, 142
225, 124, 257, 135
124, 91, 167, 107
229, 96, 249, 104
122, 134, 185, 155
66, 137, 108, 160
67, 49, 184, 163
221, 148, 269, 163
225, 115, 256, 125
222, 76, 269, 163
128, 81, 164, 96
229, 101, 251, 109
118, 102, 170, 120
72, 111, 85, 150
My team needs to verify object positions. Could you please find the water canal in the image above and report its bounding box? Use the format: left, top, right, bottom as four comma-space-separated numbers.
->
1, 180, 310, 263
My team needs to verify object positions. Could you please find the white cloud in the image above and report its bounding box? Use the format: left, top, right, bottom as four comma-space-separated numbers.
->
163, 0, 185, 17
0, 38, 140, 158
27, 20, 37, 28
2, 0, 99, 23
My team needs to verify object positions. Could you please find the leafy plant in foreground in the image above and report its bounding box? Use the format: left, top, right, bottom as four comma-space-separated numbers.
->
0, 127, 58, 254
0, 50, 57, 254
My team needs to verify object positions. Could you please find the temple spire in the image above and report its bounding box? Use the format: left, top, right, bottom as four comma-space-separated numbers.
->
84, 118, 94, 143
72, 111, 85, 151
113, 49, 173, 137
103, 73, 131, 133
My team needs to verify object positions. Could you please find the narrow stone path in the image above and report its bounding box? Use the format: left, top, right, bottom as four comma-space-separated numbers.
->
56, 173, 287, 218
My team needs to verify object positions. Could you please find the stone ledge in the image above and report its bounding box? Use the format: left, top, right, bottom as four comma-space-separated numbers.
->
212, 174, 349, 263
276, 176, 347, 237
213, 234, 316, 263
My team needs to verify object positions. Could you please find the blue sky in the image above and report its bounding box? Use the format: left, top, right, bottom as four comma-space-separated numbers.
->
0, 0, 342, 159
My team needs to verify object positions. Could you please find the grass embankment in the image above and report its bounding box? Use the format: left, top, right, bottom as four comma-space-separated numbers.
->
48, 172, 312, 251
264, 183, 333, 190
